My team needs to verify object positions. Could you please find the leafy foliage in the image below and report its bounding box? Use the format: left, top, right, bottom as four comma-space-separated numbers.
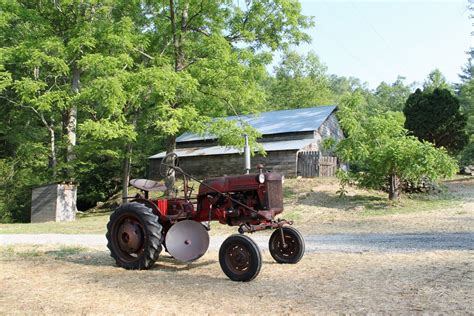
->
335, 94, 458, 200
372, 76, 413, 112
0, 0, 313, 221
264, 51, 332, 109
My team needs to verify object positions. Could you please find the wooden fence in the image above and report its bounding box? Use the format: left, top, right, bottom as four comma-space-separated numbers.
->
297, 151, 338, 177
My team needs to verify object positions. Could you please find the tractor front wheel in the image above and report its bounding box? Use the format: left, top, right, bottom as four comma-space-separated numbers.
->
269, 227, 305, 264
106, 202, 163, 270
219, 234, 262, 282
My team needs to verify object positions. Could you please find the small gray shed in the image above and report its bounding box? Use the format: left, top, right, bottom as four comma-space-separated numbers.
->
31, 183, 77, 223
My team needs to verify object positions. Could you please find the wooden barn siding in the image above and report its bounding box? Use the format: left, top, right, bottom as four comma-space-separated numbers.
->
149, 150, 297, 180
318, 112, 344, 141
31, 184, 58, 222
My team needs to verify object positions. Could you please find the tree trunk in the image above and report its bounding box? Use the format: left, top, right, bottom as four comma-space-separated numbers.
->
48, 125, 57, 179
37, 111, 57, 179
122, 114, 137, 204
164, 0, 188, 196
388, 173, 400, 201
169, 0, 187, 72
164, 135, 177, 196
122, 141, 133, 204
164, 135, 177, 192
65, 64, 80, 180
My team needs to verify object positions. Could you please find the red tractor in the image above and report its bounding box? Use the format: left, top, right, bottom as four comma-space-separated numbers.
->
106, 153, 304, 281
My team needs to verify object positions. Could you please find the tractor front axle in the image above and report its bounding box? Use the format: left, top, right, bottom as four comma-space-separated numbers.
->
238, 219, 293, 234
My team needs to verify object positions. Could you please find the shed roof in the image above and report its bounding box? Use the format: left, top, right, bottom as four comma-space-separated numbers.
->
149, 138, 316, 159
176, 105, 337, 143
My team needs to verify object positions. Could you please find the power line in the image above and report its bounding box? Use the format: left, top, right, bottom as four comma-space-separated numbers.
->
318, 0, 387, 85
347, 0, 411, 80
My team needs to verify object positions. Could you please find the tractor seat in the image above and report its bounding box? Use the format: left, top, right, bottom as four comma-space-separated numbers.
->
130, 179, 166, 192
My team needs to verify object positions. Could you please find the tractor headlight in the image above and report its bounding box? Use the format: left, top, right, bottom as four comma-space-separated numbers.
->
258, 173, 265, 184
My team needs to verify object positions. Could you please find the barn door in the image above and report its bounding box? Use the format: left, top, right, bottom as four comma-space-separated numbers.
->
297, 151, 338, 177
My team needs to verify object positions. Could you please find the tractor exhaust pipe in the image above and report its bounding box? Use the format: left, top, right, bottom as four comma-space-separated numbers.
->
244, 134, 251, 174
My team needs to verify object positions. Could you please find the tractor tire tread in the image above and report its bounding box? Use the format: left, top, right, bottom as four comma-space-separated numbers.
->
219, 234, 262, 282
106, 202, 163, 270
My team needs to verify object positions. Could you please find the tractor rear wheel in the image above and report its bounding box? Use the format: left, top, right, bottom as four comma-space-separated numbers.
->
219, 234, 262, 282
269, 227, 304, 264
106, 202, 163, 270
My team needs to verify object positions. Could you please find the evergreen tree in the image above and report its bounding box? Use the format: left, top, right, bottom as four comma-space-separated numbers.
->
423, 69, 452, 93
404, 88, 468, 154
457, 49, 474, 165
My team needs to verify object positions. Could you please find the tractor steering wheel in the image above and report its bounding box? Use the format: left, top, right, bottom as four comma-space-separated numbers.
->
159, 152, 180, 178
159, 152, 191, 199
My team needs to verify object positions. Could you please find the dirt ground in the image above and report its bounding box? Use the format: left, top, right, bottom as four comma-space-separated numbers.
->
0, 246, 472, 315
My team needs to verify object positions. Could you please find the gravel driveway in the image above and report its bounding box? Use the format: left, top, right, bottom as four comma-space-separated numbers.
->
1, 232, 472, 252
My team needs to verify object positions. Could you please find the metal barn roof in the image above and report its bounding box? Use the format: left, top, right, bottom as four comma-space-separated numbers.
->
149, 138, 316, 159
176, 105, 337, 143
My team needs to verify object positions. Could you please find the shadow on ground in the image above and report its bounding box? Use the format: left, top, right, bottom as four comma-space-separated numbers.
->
296, 190, 389, 210
44, 248, 217, 272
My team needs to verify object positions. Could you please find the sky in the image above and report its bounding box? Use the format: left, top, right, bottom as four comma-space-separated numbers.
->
285, 0, 473, 89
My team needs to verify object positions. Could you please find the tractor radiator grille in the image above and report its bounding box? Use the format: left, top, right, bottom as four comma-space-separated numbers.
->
266, 180, 283, 210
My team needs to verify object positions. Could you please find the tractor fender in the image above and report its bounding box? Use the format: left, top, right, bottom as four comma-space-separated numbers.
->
131, 198, 163, 218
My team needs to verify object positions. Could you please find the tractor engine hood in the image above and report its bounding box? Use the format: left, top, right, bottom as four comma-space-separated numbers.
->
198, 173, 283, 196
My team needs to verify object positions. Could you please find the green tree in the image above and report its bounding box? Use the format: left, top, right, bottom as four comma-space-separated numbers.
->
0, 1, 174, 216
265, 50, 332, 109
335, 94, 457, 200
423, 69, 452, 93
404, 88, 468, 153
373, 76, 413, 112
139, 0, 313, 191
0, 0, 314, 220
457, 48, 474, 165
326, 74, 381, 114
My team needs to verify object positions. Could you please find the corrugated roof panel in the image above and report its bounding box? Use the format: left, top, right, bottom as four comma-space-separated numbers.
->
176, 105, 337, 142
149, 138, 316, 159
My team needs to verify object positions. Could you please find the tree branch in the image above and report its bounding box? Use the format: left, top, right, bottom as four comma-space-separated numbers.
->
160, 39, 173, 57
185, 0, 204, 28
189, 27, 210, 37
133, 47, 154, 60
0, 96, 54, 131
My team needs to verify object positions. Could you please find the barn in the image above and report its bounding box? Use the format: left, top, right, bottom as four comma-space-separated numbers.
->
149, 105, 344, 179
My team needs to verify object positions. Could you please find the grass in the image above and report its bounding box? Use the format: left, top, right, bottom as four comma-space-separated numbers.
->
0, 211, 110, 234
0, 176, 470, 235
